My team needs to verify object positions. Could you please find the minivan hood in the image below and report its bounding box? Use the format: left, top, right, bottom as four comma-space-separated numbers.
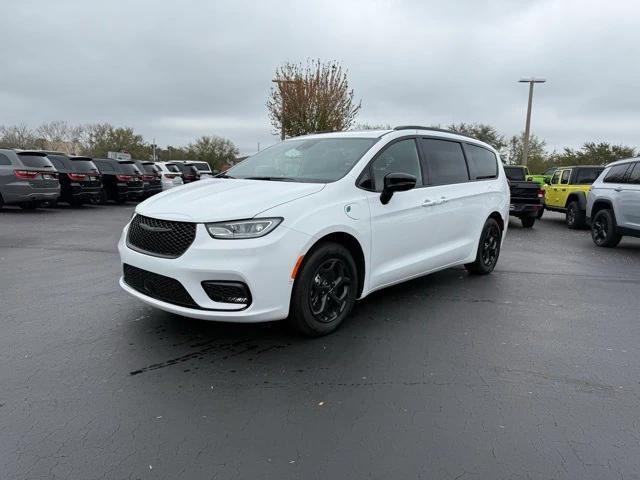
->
136, 179, 325, 222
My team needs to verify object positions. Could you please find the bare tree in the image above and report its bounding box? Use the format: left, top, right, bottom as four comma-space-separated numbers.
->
267, 59, 361, 138
36, 120, 84, 154
0, 124, 37, 148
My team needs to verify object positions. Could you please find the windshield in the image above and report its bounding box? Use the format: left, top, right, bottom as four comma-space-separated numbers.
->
227, 137, 378, 182
138, 163, 157, 174
71, 159, 99, 173
165, 163, 180, 173
116, 162, 141, 175
192, 163, 211, 172
18, 154, 55, 169
504, 166, 526, 181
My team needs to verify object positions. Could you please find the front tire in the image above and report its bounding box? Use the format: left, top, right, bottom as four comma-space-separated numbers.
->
465, 218, 502, 275
288, 242, 358, 337
566, 201, 585, 229
591, 209, 622, 248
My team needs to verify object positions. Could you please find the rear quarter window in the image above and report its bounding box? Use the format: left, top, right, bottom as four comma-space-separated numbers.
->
465, 144, 498, 180
574, 168, 604, 184
604, 164, 631, 183
0, 153, 12, 166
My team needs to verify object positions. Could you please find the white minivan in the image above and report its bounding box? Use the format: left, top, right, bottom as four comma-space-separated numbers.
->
118, 127, 510, 336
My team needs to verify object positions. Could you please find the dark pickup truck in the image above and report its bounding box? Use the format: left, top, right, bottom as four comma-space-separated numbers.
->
504, 165, 544, 228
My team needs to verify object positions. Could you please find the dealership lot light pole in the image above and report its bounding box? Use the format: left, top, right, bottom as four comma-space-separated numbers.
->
518, 77, 546, 166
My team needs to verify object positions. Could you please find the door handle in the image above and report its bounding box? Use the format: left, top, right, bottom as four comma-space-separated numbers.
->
614, 187, 623, 192
422, 197, 447, 207
561, 188, 566, 191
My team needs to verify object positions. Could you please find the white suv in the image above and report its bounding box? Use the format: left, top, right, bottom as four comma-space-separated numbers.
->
118, 127, 510, 336
587, 158, 640, 247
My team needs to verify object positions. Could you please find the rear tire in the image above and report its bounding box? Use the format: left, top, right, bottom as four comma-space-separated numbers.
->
521, 217, 535, 228
0, 193, 4, 209
288, 242, 358, 337
98, 188, 109, 205
20, 201, 40, 210
537, 207, 544, 219
591, 209, 622, 248
465, 218, 502, 275
566, 201, 585, 229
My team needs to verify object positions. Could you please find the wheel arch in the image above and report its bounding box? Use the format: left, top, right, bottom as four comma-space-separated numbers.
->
304, 231, 366, 299
591, 199, 614, 218
566, 191, 587, 209
488, 211, 505, 231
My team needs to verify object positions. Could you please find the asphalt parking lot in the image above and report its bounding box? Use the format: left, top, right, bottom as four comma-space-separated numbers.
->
1, 205, 640, 480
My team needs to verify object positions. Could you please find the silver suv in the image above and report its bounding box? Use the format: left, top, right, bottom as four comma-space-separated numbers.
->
586, 158, 640, 247
0, 149, 60, 209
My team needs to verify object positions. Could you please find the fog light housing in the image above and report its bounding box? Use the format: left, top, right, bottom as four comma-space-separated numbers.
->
201, 281, 252, 305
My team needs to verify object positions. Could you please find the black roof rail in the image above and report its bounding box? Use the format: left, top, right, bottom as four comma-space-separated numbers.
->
393, 125, 478, 140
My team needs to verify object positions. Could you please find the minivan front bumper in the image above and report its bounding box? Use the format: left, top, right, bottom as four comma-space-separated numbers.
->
118, 220, 313, 323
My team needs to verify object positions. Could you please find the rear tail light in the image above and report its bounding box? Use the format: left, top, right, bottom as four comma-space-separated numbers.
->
67, 172, 88, 181
537, 189, 545, 198
14, 170, 40, 179
116, 174, 131, 181
164, 174, 177, 179
142, 175, 155, 181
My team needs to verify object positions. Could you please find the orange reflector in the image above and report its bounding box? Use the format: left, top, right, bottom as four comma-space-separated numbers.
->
291, 255, 304, 279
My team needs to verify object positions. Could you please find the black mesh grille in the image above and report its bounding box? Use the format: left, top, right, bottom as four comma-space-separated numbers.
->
202, 281, 252, 305
127, 214, 196, 258
123, 264, 199, 308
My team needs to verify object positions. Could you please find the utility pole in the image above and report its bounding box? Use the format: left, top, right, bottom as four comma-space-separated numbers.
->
152, 138, 157, 161
518, 78, 546, 166
272, 79, 299, 141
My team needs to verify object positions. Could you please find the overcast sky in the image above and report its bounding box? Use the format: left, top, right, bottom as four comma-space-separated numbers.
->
2, 0, 639, 154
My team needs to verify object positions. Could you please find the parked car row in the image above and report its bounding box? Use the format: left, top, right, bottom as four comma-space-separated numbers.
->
509, 160, 640, 248
0, 149, 214, 210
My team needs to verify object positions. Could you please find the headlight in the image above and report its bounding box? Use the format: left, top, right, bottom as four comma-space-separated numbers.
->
205, 218, 283, 239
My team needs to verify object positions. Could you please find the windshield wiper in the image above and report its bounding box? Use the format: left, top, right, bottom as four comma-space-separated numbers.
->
243, 176, 296, 182
216, 172, 235, 178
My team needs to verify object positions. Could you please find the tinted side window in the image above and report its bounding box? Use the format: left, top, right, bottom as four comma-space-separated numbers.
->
574, 168, 604, 184
420, 139, 469, 185
465, 144, 497, 180
604, 164, 630, 184
560, 170, 570, 184
0, 153, 12, 165
369, 139, 422, 192
550, 171, 560, 184
627, 163, 640, 185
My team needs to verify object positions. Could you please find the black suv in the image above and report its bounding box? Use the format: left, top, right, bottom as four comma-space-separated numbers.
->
169, 162, 200, 183
93, 158, 144, 204
44, 153, 102, 206
133, 160, 162, 198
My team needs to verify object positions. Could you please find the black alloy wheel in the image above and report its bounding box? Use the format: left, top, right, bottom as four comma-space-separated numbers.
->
309, 258, 352, 323
591, 209, 622, 248
288, 242, 358, 337
465, 217, 502, 275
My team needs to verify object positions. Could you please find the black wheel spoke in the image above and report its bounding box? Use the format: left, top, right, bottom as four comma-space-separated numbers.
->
307, 257, 353, 323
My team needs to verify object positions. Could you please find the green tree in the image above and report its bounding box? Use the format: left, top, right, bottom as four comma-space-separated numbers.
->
80, 123, 151, 159
549, 142, 636, 167
447, 123, 507, 151
186, 135, 239, 171
267, 59, 361, 138
505, 133, 547, 170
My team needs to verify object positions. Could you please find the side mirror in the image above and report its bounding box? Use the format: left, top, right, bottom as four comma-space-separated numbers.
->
380, 172, 417, 204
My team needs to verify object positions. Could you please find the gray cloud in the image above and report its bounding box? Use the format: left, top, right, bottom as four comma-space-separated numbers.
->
2, 0, 639, 154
